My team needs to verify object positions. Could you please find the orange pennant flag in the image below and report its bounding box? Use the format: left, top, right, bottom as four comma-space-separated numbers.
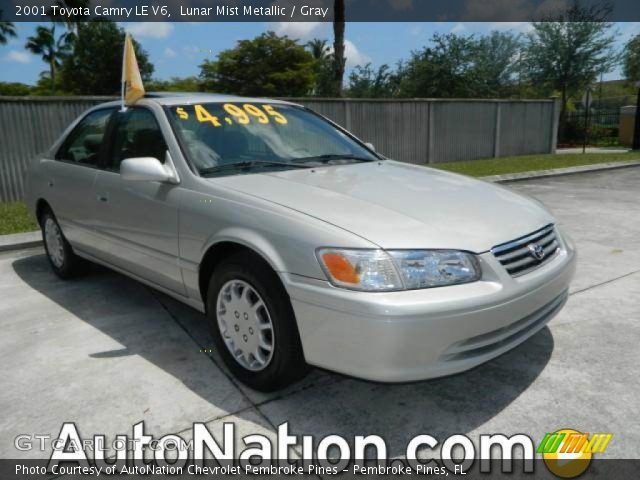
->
121, 33, 145, 107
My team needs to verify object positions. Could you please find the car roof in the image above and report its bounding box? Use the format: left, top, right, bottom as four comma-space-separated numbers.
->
95, 92, 301, 109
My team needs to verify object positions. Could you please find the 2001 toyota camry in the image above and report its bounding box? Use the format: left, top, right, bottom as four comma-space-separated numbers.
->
26, 93, 576, 391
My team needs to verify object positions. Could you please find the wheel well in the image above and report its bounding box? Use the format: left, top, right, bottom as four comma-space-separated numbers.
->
199, 242, 275, 303
35, 199, 52, 226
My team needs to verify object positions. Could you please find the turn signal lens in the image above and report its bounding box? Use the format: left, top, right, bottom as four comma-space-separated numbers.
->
321, 253, 360, 284
316, 249, 403, 291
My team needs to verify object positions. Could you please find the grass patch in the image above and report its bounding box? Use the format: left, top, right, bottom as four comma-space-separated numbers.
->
0, 202, 38, 235
431, 152, 640, 177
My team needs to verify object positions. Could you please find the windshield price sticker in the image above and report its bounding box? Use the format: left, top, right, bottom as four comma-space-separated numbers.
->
176, 104, 288, 127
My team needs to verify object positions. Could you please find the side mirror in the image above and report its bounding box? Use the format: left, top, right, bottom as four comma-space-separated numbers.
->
365, 142, 376, 152
120, 157, 178, 184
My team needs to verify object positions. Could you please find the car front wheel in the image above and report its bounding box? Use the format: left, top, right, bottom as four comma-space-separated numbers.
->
206, 252, 309, 391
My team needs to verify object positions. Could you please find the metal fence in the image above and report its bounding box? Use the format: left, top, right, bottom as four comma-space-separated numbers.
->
0, 96, 559, 202
560, 109, 621, 147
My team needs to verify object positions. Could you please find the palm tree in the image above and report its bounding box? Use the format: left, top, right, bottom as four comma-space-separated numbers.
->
0, 21, 17, 45
332, 0, 346, 97
307, 38, 333, 96
25, 25, 74, 93
307, 38, 329, 61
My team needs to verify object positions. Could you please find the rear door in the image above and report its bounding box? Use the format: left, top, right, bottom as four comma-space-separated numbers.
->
93, 107, 184, 295
46, 108, 115, 254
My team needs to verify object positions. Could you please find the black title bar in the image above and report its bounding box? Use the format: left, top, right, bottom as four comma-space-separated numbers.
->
1, 0, 640, 22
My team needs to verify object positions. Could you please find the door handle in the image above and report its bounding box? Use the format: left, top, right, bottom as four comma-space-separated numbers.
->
97, 194, 109, 203
47, 180, 54, 187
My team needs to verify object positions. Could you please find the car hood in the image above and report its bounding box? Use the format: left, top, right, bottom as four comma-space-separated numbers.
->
214, 160, 554, 252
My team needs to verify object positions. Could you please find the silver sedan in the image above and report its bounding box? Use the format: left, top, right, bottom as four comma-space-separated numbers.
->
25, 93, 576, 391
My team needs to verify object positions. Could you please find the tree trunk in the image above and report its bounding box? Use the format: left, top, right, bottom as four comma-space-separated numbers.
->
332, 0, 345, 97
50, 58, 56, 94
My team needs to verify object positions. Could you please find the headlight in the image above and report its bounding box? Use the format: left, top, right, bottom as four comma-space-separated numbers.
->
317, 248, 480, 291
388, 250, 480, 289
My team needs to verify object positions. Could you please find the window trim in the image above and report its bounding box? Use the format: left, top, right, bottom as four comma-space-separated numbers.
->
54, 107, 117, 169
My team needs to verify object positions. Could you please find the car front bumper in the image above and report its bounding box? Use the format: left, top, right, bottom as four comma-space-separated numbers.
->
284, 231, 577, 382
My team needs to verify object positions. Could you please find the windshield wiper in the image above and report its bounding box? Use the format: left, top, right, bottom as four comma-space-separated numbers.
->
292, 154, 374, 164
200, 160, 310, 176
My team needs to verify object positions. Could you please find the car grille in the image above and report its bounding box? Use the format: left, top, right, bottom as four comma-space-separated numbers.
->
491, 224, 560, 277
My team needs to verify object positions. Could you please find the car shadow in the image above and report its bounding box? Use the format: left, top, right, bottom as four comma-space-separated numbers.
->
13, 252, 554, 456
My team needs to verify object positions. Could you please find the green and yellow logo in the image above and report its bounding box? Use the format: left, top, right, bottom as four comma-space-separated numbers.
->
538, 429, 612, 478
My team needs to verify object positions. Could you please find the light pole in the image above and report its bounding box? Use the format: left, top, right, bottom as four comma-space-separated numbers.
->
581, 86, 592, 154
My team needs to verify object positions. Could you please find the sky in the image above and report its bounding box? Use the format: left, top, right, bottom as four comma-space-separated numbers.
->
1, 21, 639, 85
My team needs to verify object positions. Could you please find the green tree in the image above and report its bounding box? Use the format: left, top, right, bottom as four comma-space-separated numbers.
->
395, 32, 526, 99
332, 0, 346, 96
347, 63, 399, 98
25, 25, 74, 94
0, 82, 32, 95
623, 34, 640, 83
0, 20, 16, 45
307, 38, 330, 61
397, 33, 479, 97
306, 38, 333, 96
199, 32, 315, 97
60, 20, 153, 95
524, 1, 618, 134
147, 76, 203, 92
473, 31, 523, 97
30, 71, 73, 95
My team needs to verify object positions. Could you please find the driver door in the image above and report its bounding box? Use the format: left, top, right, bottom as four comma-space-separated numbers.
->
93, 107, 185, 295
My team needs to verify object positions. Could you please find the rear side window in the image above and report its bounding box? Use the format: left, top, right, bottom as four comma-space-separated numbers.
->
108, 108, 167, 171
56, 108, 114, 166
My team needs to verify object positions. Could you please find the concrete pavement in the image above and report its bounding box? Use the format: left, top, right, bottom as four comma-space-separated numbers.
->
482, 159, 640, 183
0, 231, 40, 252
556, 147, 630, 154
1, 168, 639, 461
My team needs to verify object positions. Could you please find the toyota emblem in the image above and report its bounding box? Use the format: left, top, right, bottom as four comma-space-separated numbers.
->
528, 243, 545, 260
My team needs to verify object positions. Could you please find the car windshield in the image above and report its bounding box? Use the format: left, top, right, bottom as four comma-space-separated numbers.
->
167, 102, 378, 176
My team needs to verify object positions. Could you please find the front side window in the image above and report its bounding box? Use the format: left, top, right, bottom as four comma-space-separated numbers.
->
167, 103, 377, 176
108, 108, 167, 171
56, 108, 114, 166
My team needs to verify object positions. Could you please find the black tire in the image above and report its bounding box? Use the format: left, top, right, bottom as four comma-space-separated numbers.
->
206, 252, 309, 391
40, 208, 83, 279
